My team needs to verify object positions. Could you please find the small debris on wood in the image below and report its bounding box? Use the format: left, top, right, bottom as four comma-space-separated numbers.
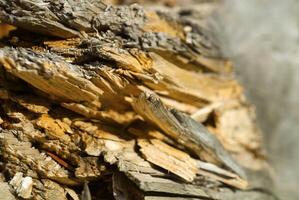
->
9, 172, 33, 199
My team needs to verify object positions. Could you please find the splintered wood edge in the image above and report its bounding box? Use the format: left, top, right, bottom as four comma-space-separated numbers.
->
138, 139, 198, 182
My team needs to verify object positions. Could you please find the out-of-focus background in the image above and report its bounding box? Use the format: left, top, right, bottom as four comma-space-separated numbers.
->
212, 0, 299, 199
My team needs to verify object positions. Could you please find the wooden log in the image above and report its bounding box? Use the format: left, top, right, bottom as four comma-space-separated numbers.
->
0, 0, 274, 199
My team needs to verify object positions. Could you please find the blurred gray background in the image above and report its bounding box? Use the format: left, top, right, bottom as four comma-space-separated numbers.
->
212, 0, 299, 199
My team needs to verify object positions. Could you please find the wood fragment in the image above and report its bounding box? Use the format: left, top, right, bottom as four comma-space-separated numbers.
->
0, 129, 79, 186
138, 139, 198, 182
196, 160, 248, 190
46, 152, 73, 171
81, 182, 91, 200
9, 172, 33, 199
0, 0, 106, 38
132, 92, 246, 178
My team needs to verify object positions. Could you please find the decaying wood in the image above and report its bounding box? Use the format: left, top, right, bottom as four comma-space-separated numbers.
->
0, 181, 16, 200
112, 172, 274, 200
0, 0, 275, 199
132, 92, 245, 178
9, 172, 33, 199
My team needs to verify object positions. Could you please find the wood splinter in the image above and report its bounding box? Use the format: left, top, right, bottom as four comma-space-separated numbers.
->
133, 92, 246, 178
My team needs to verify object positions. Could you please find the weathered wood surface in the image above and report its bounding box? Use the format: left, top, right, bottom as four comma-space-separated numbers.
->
0, 0, 275, 199
132, 93, 245, 178
113, 173, 275, 200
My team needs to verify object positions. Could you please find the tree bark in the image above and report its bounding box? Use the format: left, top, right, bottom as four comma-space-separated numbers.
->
0, 0, 275, 199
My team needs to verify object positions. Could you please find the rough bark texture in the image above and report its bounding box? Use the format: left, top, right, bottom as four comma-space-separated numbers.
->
0, 0, 275, 199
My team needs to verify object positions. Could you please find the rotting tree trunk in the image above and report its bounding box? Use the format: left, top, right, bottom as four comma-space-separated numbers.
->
0, 0, 275, 199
